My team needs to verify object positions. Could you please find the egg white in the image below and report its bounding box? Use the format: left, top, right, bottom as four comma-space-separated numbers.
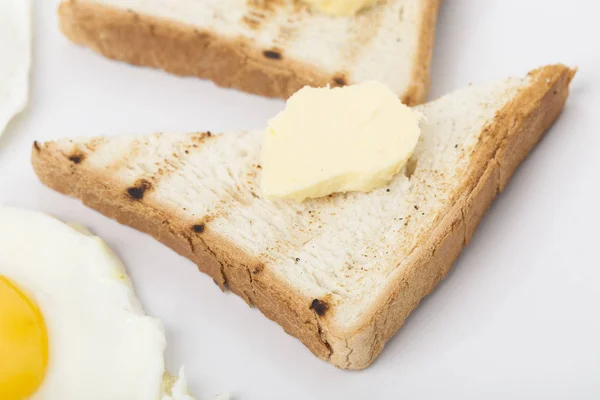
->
0, 206, 198, 400
0, 0, 31, 138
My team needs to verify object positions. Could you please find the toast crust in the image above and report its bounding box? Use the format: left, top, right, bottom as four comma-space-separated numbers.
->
57, 0, 440, 104
403, 0, 441, 105
343, 65, 576, 367
32, 65, 575, 369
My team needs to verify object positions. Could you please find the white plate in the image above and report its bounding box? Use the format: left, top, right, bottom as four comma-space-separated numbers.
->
1, 0, 599, 398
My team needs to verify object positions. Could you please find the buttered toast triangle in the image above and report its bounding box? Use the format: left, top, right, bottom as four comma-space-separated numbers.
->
32, 65, 575, 369
58, 0, 440, 104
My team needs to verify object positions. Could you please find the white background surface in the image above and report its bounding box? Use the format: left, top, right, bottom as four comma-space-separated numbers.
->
1, 1, 599, 399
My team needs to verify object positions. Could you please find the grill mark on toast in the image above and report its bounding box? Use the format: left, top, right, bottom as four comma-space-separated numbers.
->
55, 138, 110, 168
70, 137, 108, 165
106, 138, 143, 173
122, 132, 214, 203
241, 15, 263, 30
157, 131, 214, 180
244, 0, 307, 59
117, 132, 223, 277
243, 0, 285, 31
145, 133, 258, 240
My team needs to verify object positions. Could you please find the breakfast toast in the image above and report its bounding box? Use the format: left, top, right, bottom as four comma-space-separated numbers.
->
57, 0, 440, 104
32, 65, 575, 369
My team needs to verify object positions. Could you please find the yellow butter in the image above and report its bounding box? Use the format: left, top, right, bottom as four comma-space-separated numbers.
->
261, 81, 421, 202
303, 0, 379, 16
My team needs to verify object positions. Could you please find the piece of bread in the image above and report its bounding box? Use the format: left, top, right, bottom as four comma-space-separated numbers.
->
32, 65, 575, 369
57, 0, 440, 104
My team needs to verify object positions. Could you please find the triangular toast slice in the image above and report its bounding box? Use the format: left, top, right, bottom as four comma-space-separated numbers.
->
32, 65, 575, 369
58, 0, 440, 103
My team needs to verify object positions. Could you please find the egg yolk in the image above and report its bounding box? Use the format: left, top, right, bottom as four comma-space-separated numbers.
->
0, 276, 49, 399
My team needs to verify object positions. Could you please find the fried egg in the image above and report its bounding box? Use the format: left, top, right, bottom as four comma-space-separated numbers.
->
0, 0, 31, 138
0, 206, 200, 400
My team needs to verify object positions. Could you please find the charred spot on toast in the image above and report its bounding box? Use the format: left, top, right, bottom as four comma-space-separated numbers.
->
67, 151, 85, 164
263, 49, 283, 60
126, 179, 152, 200
33, 141, 41, 152
252, 264, 264, 275
332, 74, 347, 87
310, 299, 329, 316
192, 224, 205, 233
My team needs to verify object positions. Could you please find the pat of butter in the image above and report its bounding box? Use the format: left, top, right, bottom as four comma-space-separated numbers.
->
303, 0, 379, 16
261, 82, 421, 202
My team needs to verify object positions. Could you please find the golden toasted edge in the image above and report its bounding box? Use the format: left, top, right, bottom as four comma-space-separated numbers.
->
402, 0, 442, 105
31, 65, 575, 369
337, 64, 576, 369
57, 0, 435, 104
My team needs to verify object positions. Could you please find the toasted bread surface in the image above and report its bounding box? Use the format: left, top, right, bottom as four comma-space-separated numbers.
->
32, 65, 574, 369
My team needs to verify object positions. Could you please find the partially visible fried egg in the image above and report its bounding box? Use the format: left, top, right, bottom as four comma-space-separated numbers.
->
0, 0, 31, 138
0, 206, 221, 400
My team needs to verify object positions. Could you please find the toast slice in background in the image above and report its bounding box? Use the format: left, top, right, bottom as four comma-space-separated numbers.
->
32, 65, 575, 369
57, 0, 441, 104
